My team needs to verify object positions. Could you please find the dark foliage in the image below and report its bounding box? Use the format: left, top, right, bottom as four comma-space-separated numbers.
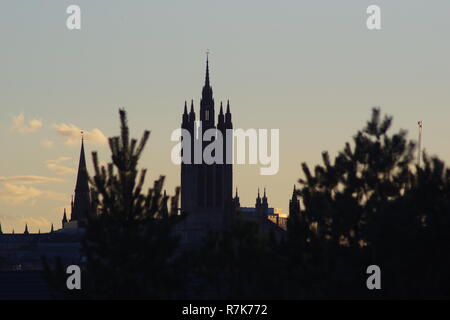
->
286, 108, 450, 299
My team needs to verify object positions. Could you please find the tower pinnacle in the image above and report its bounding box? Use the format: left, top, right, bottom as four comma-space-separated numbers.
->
71, 136, 91, 224
205, 50, 210, 87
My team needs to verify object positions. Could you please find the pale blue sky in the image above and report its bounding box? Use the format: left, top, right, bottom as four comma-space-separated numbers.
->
1, 1, 449, 232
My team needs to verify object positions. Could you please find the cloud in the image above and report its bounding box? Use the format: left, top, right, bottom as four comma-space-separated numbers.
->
0, 175, 63, 185
0, 184, 66, 205
53, 123, 108, 146
46, 157, 76, 175
41, 139, 55, 148
11, 113, 43, 133
18, 217, 51, 229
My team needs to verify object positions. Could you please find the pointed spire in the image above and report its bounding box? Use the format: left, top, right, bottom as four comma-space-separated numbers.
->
38, 229, 41, 234
189, 100, 196, 122
62, 208, 68, 226
235, 187, 238, 198
225, 100, 232, 127
262, 187, 268, 206
182, 101, 189, 126
50, 223, 54, 233
0, 222, 3, 234
12, 229, 14, 234
24, 224, 29, 235
256, 188, 262, 207
205, 51, 210, 87
218, 101, 225, 125
72, 135, 91, 223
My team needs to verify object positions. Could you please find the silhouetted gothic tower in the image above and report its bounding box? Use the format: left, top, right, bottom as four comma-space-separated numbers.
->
181, 57, 233, 224
70, 136, 91, 226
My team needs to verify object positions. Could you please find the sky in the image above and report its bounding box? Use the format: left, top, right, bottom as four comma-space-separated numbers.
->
1, 0, 450, 233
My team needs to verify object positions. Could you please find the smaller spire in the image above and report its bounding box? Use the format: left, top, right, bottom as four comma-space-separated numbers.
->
184, 101, 188, 114
62, 208, 68, 225
0, 222, 2, 234
38, 229, 41, 234
12, 229, 15, 234
225, 100, 232, 126
235, 187, 238, 198
190, 100, 194, 113
220, 102, 224, 114
50, 223, 54, 233
24, 224, 29, 235
257, 188, 261, 199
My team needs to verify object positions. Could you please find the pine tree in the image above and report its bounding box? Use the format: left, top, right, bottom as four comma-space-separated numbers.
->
286, 108, 450, 299
80, 109, 184, 299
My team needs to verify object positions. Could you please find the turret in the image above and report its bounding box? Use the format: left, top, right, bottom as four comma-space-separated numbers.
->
62, 208, 68, 228
289, 185, 301, 217
255, 188, 262, 207
225, 100, 232, 128
233, 188, 240, 209
182, 101, 189, 127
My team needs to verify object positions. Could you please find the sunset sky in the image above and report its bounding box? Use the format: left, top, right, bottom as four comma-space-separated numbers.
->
1, 0, 450, 232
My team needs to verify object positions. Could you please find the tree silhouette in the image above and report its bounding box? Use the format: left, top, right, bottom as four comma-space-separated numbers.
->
286, 108, 450, 299
186, 213, 283, 299
80, 109, 183, 299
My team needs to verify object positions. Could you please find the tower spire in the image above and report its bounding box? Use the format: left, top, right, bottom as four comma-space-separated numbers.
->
205, 50, 210, 87
24, 223, 29, 235
71, 135, 91, 224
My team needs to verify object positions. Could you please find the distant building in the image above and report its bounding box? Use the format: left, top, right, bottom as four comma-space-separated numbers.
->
0, 138, 88, 271
176, 57, 286, 247
0, 57, 293, 269
62, 135, 91, 229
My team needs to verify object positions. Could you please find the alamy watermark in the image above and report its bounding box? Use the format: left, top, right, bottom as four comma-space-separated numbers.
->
171, 127, 280, 176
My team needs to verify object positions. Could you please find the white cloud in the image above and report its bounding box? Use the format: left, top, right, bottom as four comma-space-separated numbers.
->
0, 184, 66, 205
53, 123, 108, 146
11, 113, 43, 133
0, 175, 63, 185
46, 157, 76, 175
18, 217, 51, 229
41, 139, 55, 148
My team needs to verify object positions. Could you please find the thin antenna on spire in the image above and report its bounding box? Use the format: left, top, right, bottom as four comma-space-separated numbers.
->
81, 130, 84, 143
204, 50, 211, 86
418, 121, 423, 167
